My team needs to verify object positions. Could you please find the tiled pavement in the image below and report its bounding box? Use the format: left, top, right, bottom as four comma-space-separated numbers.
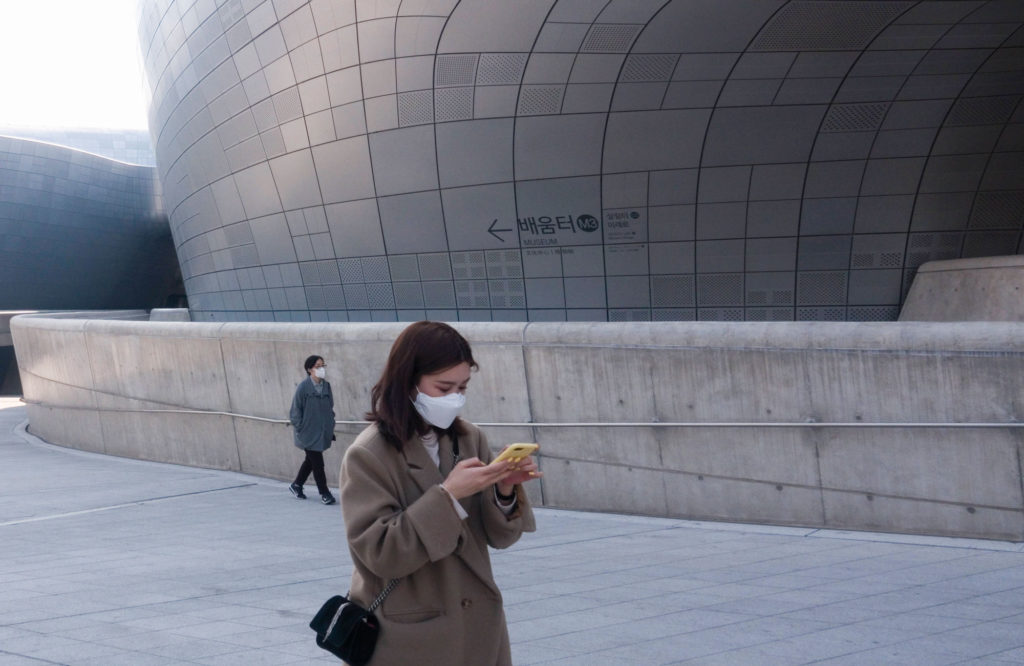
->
2, 396, 1024, 665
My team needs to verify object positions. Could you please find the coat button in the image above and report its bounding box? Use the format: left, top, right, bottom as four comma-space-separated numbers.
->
461, 598, 472, 609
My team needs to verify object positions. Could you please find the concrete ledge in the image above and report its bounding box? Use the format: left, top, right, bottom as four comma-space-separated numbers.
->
1, 311, 36, 346
149, 308, 191, 322
1, 312, 37, 394
900, 254, 1024, 321
11, 315, 1024, 541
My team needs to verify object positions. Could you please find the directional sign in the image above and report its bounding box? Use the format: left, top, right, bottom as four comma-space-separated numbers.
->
488, 218, 512, 242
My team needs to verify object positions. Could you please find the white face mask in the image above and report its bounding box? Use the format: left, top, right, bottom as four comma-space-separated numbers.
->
314, 367, 326, 379
412, 390, 465, 429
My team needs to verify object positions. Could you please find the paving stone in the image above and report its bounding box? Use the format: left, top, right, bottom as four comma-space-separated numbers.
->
2, 398, 1024, 665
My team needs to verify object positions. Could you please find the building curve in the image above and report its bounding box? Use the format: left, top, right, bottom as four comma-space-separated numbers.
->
0, 135, 180, 310
137, 0, 1024, 323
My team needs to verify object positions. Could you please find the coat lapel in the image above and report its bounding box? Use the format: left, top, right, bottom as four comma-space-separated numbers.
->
437, 432, 456, 478
402, 432, 501, 596
402, 436, 443, 497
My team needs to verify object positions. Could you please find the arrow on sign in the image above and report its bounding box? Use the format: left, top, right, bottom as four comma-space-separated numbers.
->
488, 218, 513, 242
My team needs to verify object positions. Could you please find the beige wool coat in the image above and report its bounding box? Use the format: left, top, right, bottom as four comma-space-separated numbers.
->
339, 421, 536, 666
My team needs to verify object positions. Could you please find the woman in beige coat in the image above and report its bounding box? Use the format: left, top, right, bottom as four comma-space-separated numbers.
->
340, 321, 540, 666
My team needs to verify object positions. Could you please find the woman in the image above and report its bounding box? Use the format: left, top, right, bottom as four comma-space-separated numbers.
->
289, 354, 337, 505
340, 321, 540, 665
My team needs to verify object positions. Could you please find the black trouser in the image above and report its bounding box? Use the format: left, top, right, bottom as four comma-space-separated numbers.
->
294, 449, 329, 495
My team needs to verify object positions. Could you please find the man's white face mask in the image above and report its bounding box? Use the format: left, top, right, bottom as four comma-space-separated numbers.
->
314, 367, 326, 379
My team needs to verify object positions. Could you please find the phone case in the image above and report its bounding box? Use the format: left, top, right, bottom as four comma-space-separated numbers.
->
490, 443, 539, 464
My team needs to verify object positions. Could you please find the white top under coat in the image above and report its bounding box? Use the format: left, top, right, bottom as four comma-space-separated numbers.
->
420, 430, 515, 518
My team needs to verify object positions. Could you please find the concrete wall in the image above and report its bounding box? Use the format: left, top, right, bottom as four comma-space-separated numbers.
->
11, 314, 1024, 541
1, 311, 33, 347
149, 308, 191, 322
901, 255, 1024, 322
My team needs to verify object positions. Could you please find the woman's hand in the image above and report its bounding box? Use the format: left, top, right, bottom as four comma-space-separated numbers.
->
442, 458, 513, 500
495, 449, 542, 497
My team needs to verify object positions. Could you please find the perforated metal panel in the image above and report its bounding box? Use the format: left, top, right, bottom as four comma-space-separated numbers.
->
963, 231, 1020, 258
435, 55, 478, 87
746, 307, 767, 320
970, 192, 1024, 229
848, 305, 898, 321
304, 286, 325, 308
398, 91, 433, 127
418, 253, 453, 280
697, 273, 743, 306
797, 306, 845, 321
339, 258, 364, 283
488, 279, 526, 308
948, 96, 1019, 127
821, 103, 888, 132
323, 285, 346, 309
317, 259, 341, 284
851, 253, 871, 269
485, 250, 523, 278
362, 256, 391, 282
651, 275, 695, 307
621, 54, 679, 82
366, 282, 395, 308
797, 271, 847, 305
451, 251, 487, 279
610, 309, 652, 321
517, 86, 564, 115
852, 250, 903, 269
581, 24, 642, 53
746, 273, 794, 306
477, 53, 528, 85
698, 308, 743, 321
906, 232, 962, 267
652, 308, 695, 321
881, 252, 902, 268
299, 261, 320, 285
455, 279, 490, 307
752, 2, 910, 51
435, 88, 474, 122
393, 282, 424, 308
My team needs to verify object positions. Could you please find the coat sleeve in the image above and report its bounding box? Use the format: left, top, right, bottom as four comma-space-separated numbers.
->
341, 444, 467, 580
474, 429, 537, 549
289, 383, 304, 428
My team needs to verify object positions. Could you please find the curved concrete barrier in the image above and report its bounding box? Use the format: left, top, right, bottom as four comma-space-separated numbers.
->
11, 314, 1024, 540
1, 311, 35, 395
901, 255, 1024, 322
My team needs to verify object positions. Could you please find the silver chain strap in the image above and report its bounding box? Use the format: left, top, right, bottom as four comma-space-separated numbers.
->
367, 578, 399, 613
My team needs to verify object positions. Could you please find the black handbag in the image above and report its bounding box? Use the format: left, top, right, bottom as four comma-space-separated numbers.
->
310, 579, 398, 664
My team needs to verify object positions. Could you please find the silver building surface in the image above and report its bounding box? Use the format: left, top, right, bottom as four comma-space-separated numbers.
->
0, 135, 180, 311
0, 127, 157, 166
137, 0, 1024, 323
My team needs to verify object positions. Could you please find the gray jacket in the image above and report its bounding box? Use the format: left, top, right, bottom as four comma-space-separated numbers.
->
289, 377, 335, 451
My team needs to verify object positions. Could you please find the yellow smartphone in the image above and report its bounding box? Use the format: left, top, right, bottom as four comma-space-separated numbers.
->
490, 443, 539, 465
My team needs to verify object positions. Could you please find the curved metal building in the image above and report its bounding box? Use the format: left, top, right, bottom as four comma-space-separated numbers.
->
0, 135, 179, 310
137, 0, 1024, 323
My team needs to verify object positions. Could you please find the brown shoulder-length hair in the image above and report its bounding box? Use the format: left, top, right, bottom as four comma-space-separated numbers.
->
367, 321, 477, 450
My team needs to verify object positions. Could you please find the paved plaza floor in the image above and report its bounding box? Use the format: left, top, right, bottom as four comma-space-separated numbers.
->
2, 396, 1024, 665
